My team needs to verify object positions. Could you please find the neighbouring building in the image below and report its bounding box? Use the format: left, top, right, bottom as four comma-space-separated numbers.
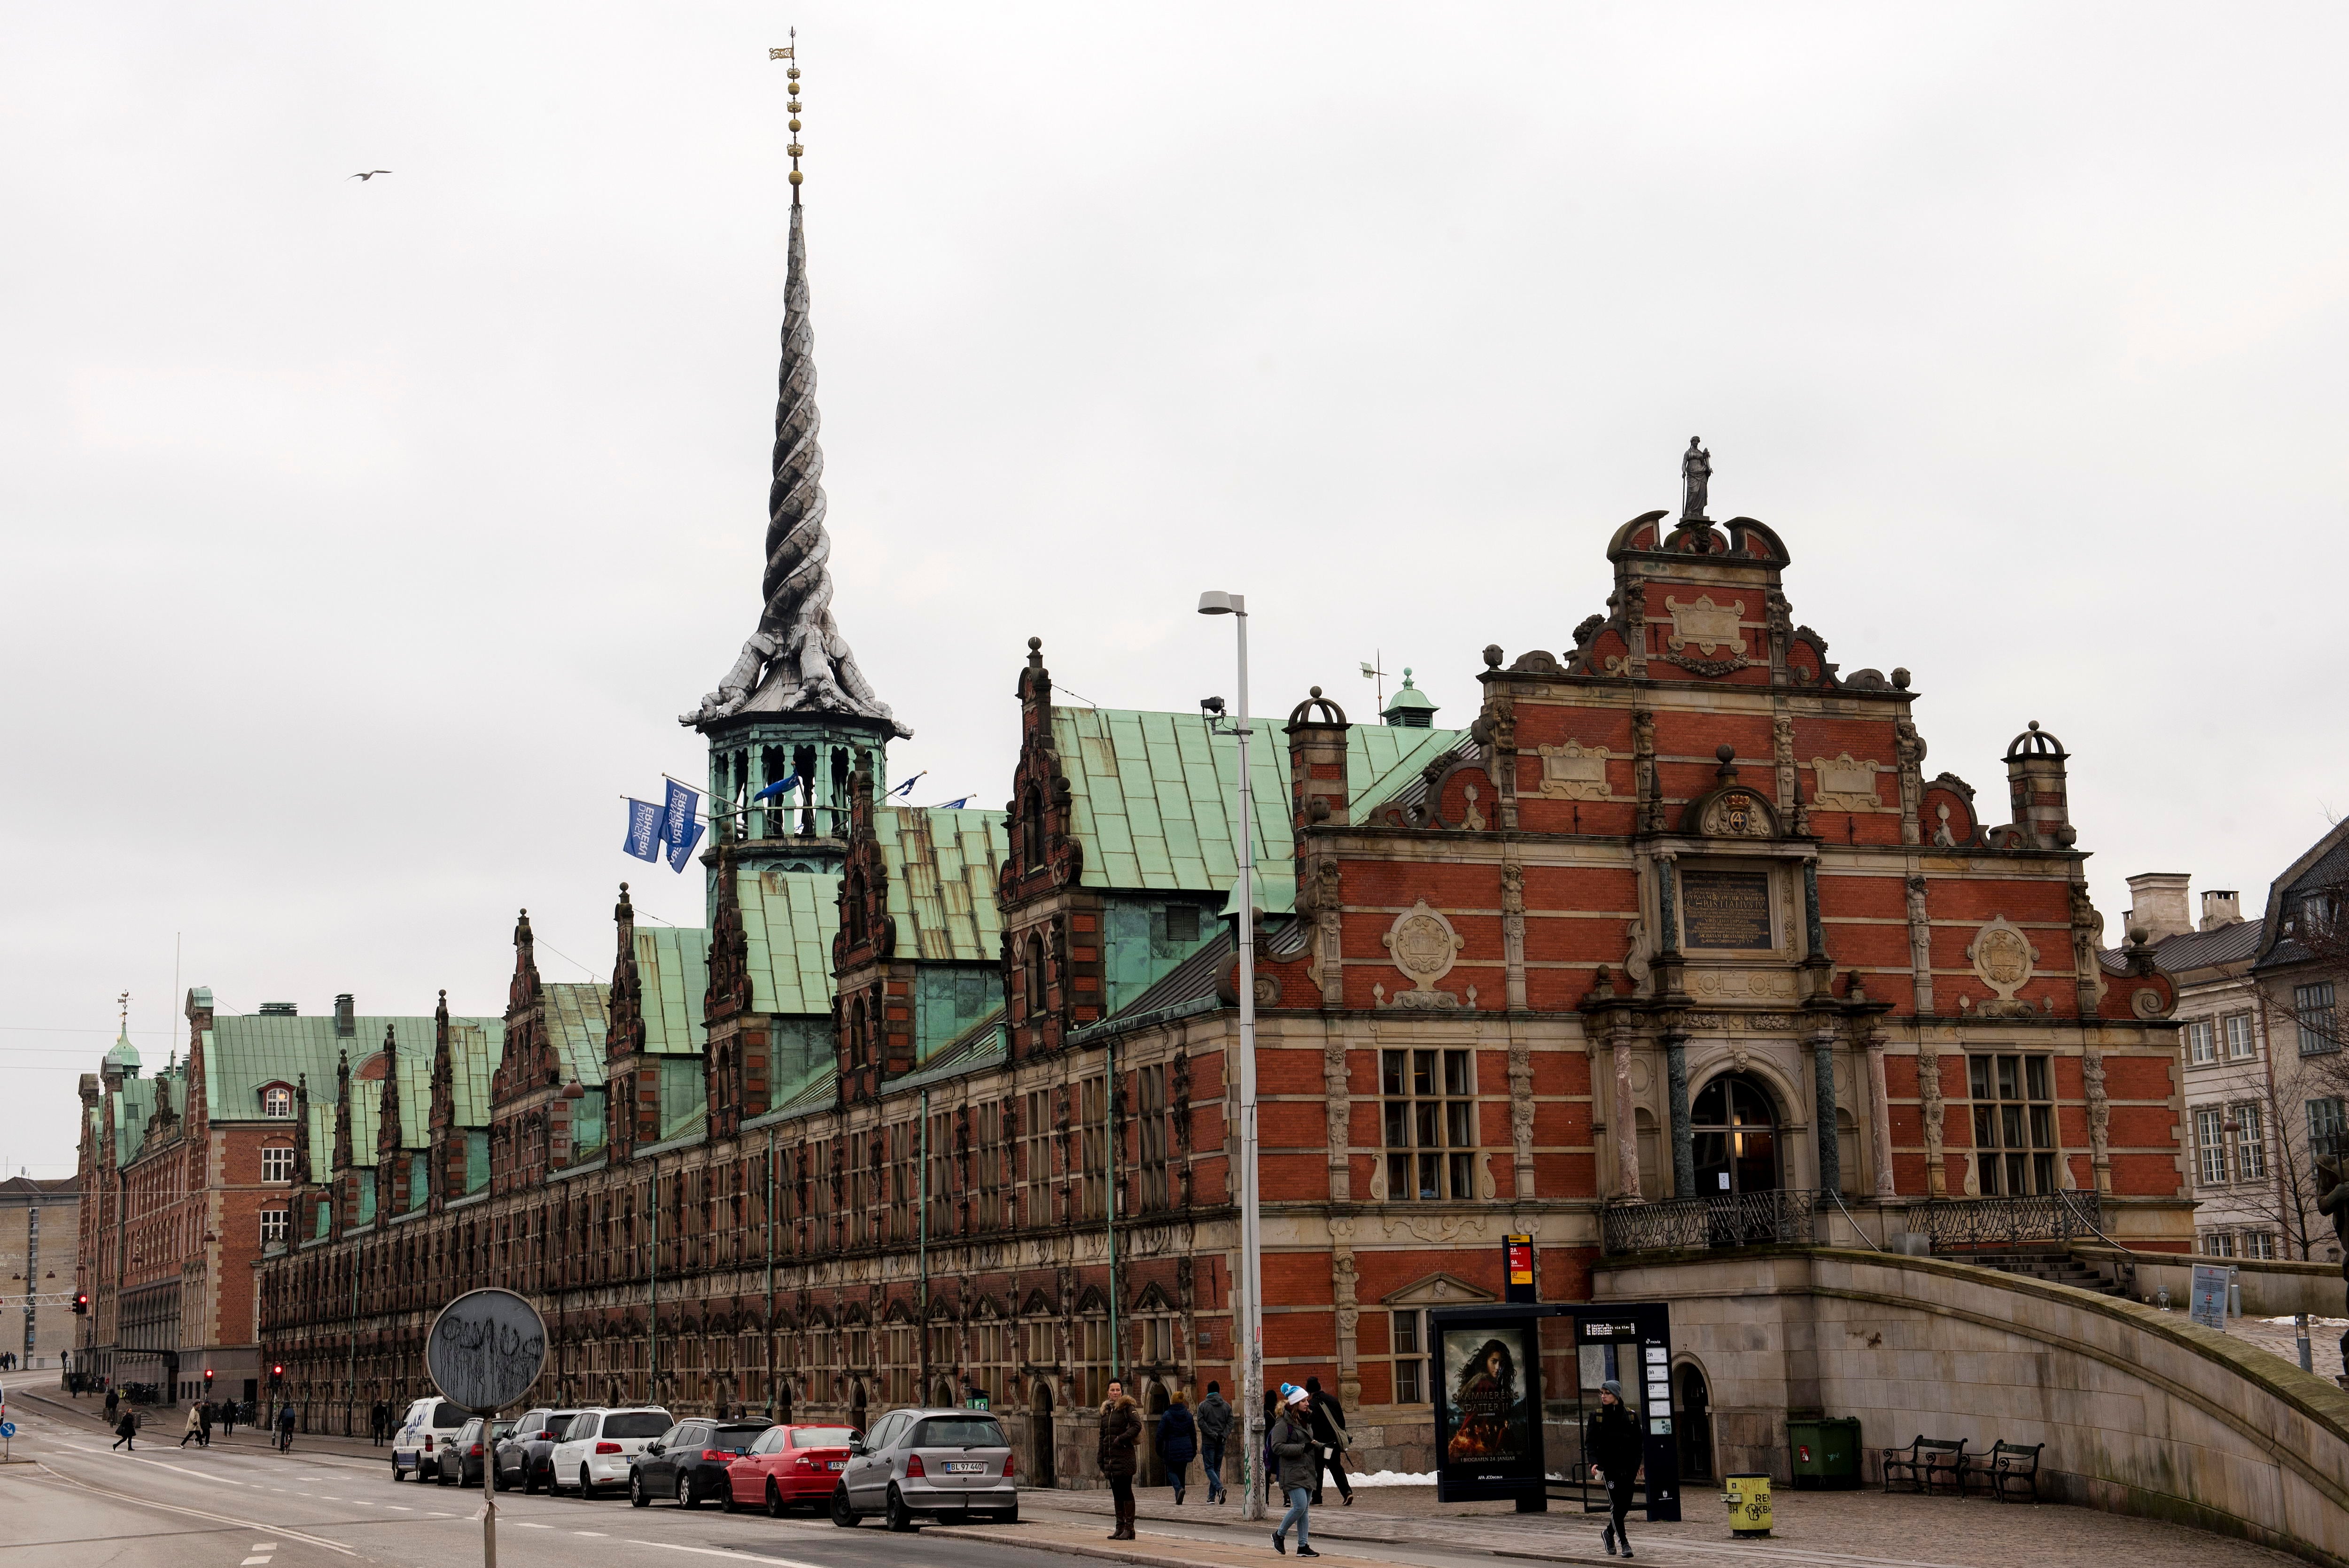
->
1, 1173, 78, 1370
241, 155, 2195, 1487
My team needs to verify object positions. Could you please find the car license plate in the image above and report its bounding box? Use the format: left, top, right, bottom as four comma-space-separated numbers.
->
944, 1461, 987, 1474
826, 1460, 844, 1471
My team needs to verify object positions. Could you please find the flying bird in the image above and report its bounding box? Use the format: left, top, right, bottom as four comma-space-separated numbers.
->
349, 170, 393, 181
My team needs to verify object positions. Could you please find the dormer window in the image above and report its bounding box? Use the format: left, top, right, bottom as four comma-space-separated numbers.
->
262, 1086, 292, 1118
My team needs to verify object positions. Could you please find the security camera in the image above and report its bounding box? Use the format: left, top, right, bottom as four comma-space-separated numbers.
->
1199, 696, 1226, 716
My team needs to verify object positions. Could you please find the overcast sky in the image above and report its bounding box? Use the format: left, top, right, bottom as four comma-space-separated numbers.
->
5, 4, 2345, 1177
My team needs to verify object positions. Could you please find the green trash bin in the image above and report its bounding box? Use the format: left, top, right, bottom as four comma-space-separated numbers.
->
1787, 1416, 1862, 1490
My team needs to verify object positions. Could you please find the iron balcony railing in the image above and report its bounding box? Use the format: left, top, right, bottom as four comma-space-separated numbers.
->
1600, 1188, 2104, 1256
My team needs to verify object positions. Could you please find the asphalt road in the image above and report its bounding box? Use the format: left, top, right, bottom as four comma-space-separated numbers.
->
0, 1402, 1077, 1568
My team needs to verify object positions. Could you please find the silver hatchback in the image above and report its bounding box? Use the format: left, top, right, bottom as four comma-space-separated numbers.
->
831, 1407, 1018, 1531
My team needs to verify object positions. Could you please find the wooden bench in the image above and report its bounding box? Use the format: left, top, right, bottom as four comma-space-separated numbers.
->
1963, 1440, 2045, 1503
1881, 1436, 1969, 1494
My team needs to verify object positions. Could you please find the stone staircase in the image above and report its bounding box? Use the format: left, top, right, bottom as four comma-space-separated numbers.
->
1968, 1249, 2130, 1298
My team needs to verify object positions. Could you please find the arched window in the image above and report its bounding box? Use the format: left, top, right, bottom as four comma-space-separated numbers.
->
1024, 934, 1047, 1018
263, 1086, 292, 1118
1690, 1073, 1779, 1195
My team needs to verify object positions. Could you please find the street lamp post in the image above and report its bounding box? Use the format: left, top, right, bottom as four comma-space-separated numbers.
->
1197, 589, 1265, 1521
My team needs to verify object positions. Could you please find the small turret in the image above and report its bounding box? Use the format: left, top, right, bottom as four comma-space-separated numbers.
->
1382, 668, 1438, 728
2003, 721, 2074, 849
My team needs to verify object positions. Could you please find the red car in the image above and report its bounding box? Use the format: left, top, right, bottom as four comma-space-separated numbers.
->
725, 1424, 861, 1516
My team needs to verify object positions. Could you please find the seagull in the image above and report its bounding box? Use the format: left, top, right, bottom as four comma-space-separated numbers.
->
349, 170, 393, 181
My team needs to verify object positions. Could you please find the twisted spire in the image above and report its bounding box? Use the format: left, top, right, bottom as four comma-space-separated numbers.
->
683, 40, 905, 735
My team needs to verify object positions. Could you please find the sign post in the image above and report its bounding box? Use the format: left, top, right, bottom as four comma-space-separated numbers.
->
426, 1288, 547, 1568
1503, 1237, 1536, 1304
2188, 1264, 2229, 1330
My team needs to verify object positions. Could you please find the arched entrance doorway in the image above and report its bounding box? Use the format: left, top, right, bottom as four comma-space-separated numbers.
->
1031, 1381, 1057, 1487
1142, 1381, 1170, 1485
1691, 1073, 1780, 1195
1676, 1363, 1713, 1481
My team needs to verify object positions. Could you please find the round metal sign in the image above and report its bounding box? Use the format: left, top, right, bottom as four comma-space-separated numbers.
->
426, 1287, 548, 1415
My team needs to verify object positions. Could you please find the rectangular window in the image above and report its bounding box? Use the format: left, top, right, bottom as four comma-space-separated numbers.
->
261, 1147, 296, 1183
2309, 1097, 2347, 1163
1025, 1090, 1055, 1228
1138, 1064, 1170, 1212
1391, 1309, 1426, 1404
2195, 1108, 2230, 1185
2205, 1231, 2235, 1258
2224, 1014, 2256, 1061
2242, 1231, 2277, 1260
1967, 1053, 2060, 1195
1164, 905, 1200, 944
2186, 1020, 2215, 1066
977, 1101, 1003, 1230
259, 1209, 289, 1246
2234, 1104, 2268, 1180
1382, 1048, 1476, 1201
2296, 983, 2340, 1055
1079, 1077, 1109, 1221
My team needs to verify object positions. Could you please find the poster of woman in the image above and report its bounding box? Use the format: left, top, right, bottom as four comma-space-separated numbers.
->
1440, 1327, 1531, 1464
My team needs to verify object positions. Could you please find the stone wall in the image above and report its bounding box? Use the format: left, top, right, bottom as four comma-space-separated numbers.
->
2076, 1244, 2349, 1320
1594, 1246, 2349, 1568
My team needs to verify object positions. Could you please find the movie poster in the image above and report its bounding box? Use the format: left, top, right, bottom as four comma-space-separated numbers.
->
1438, 1323, 1532, 1465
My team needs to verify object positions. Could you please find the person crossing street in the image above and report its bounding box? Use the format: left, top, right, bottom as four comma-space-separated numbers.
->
179, 1404, 204, 1447
111, 1411, 138, 1451
275, 1402, 296, 1453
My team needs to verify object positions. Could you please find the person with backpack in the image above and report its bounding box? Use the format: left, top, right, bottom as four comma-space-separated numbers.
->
1304, 1376, 1353, 1506
1158, 1389, 1198, 1504
1195, 1382, 1234, 1504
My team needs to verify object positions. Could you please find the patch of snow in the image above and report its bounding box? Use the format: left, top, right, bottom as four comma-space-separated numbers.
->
2260, 1316, 2349, 1327
1345, 1469, 1435, 1486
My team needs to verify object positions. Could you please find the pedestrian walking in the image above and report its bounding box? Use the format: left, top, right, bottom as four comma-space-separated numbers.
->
276, 1402, 296, 1453
1097, 1379, 1142, 1540
199, 1400, 215, 1447
1269, 1386, 1319, 1557
112, 1411, 138, 1452
180, 1404, 205, 1447
1587, 1380, 1644, 1559
1159, 1390, 1198, 1504
370, 1400, 389, 1446
1304, 1377, 1353, 1507
104, 1388, 120, 1424
1261, 1389, 1282, 1506
1196, 1382, 1233, 1504
220, 1401, 236, 1438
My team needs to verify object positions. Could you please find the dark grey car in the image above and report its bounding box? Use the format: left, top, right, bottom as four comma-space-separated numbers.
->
495, 1408, 579, 1493
832, 1408, 1017, 1531
629, 1419, 775, 1509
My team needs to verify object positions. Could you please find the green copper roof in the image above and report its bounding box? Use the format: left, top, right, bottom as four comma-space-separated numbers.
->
739, 868, 839, 1016
545, 982, 610, 1087
1051, 707, 1297, 912
633, 928, 708, 1056
1348, 725, 1470, 823
201, 1011, 490, 1125
447, 1020, 503, 1129
103, 1029, 140, 1072
1380, 668, 1439, 724
878, 806, 1007, 962
349, 1079, 382, 1162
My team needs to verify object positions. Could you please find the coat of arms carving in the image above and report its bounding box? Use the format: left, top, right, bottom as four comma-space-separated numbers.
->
1809, 754, 1881, 812
1965, 915, 2038, 1001
1537, 739, 1614, 799
1663, 595, 1746, 656
1697, 790, 1773, 838
1380, 900, 1465, 1004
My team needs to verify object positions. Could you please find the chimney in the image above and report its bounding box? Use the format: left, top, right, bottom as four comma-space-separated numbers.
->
2125, 872, 2193, 944
334, 994, 355, 1036
2200, 890, 2242, 932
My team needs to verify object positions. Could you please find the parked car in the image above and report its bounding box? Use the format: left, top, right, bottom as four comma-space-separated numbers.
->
726, 1423, 861, 1516
548, 1406, 672, 1498
628, 1417, 775, 1509
831, 1407, 1017, 1531
495, 1408, 581, 1494
436, 1416, 516, 1488
391, 1397, 470, 1483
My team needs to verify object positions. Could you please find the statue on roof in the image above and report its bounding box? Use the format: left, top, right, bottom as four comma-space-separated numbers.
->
1681, 437, 1711, 521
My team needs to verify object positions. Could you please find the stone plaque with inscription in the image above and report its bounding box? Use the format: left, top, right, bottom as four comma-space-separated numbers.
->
1680, 869, 1773, 949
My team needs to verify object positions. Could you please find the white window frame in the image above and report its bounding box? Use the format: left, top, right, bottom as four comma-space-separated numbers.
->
2224, 1013, 2256, 1061
259, 1208, 290, 1245
261, 1146, 296, 1183
262, 1086, 293, 1118
2194, 1108, 2229, 1185
2233, 1103, 2268, 1181
2186, 1020, 2215, 1065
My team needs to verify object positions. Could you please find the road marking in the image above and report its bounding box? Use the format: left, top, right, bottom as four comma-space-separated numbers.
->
514, 1522, 551, 1529
623, 1542, 834, 1568
575, 1530, 607, 1536
241, 1558, 274, 1566
27, 1461, 358, 1556
426, 1511, 453, 1517
385, 1504, 410, 1510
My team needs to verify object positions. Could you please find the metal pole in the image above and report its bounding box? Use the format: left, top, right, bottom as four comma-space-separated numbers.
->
483, 1405, 500, 1568
1230, 601, 1267, 1522
919, 1091, 930, 1401
766, 1128, 776, 1415
1106, 1037, 1120, 1381
648, 1159, 658, 1407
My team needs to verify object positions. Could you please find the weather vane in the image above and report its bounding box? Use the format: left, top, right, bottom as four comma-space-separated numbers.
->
117, 990, 129, 1030
770, 28, 803, 204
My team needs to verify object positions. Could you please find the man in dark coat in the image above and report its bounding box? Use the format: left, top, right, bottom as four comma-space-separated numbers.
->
104, 1387, 120, 1424
198, 1400, 214, 1447
1303, 1376, 1353, 1506
1158, 1390, 1198, 1503
112, 1410, 138, 1451
1097, 1380, 1142, 1540
1587, 1380, 1645, 1558
1195, 1381, 1234, 1503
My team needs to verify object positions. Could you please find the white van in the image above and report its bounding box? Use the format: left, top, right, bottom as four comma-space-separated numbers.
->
390, 1396, 470, 1482
549, 1406, 672, 1498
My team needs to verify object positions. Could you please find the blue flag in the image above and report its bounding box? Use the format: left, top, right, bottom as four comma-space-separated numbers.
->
666, 816, 706, 872
938, 796, 971, 809
622, 798, 664, 862
888, 769, 926, 799
662, 779, 705, 871
754, 772, 801, 803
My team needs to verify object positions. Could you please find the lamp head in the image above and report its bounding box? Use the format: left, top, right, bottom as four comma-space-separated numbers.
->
1196, 590, 1244, 616
1199, 696, 1227, 717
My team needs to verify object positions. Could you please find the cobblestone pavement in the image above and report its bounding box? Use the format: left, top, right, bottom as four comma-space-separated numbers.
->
2221, 1313, 2348, 1382
1027, 1480, 2308, 1568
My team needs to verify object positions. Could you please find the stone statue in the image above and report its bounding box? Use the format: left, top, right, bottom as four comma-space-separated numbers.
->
1681, 437, 1711, 520
684, 203, 908, 737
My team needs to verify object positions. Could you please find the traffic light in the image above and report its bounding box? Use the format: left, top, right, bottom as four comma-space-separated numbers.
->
271, 1363, 285, 1383
203, 1369, 215, 1389
72, 1293, 89, 1315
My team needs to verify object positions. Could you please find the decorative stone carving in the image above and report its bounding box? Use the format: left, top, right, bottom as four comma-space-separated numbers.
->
1918, 1039, 1947, 1197
1690, 968, 1798, 1001
1623, 918, 1653, 994
1809, 754, 1882, 812
1509, 1036, 1536, 1199
1381, 901, 1464, 996
1697, 789, 1774, 838
1537, 740, 1614, 799
1683, 1011, 1795, 1030
1966, 916, 2038, 1003
1664, 595, 1745, 656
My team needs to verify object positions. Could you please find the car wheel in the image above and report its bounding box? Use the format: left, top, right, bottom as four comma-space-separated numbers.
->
523, 1465, 538, 1496
678, 1473, 698, 1510
391, 1459, 404, 1483
886, 1484, 918, 1534
993, 1503, 1019, 1526
830, 1485, 860, 1527
580, 1465, 599, 1501
766, 1482, 786, 1520
630, 1472, 650, 1508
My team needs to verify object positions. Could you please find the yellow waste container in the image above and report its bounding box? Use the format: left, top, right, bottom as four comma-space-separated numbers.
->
1724, 1473, 1773, 1537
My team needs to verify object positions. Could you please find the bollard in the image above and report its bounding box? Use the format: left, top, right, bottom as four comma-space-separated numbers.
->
1724, 1473, 1773, 1538
2298, 1314, 2314, 1374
